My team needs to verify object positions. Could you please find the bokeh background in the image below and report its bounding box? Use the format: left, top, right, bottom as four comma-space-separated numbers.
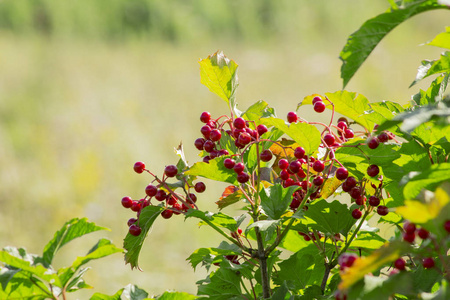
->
0, 0, 448, 298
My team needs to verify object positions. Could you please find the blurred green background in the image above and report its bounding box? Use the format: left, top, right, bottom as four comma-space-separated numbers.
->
0, 0, 448, 297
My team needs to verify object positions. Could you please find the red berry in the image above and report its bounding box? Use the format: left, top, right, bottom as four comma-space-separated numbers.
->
289, 160, 302, 173
377, 132, 389, 143
417, 228, 430, 239
367, 164, 380, 177
290, 198, 301, 210
133, 161, 146, 174
164, 165, 178, 177
323, 134, 335, 146
301, 180, 311, 191
313, 176, 324, 186
131, 201, 141, 212
127, 218, 137, 227
257, 124, 268, 136
335, 167, 348, 180
200, 111, 211, 123
278, 159, 289, 170
444, 220, 450, 233
223, 158, 236, 169
294, 147, 305, 159
352, 208, 362, 219
203, 156, 211, 163
167, 195, 177, 205
233, 162, 245, 174
161, 209, 174, 219
200, 125, 212, 139
345, 176, 357, 189
187, 193, 197, 203
343, 128, 354, 139
233, 117, 246, 129
377, 205, 389, 216
312, 96, 322, 104
260, 149, 273, 162
194, 182, 206, 193
210, 129, 222, 142
339, 253, 357, 268
394, 258, 406, 270
279, 169, 290, 180
155, 189, 167, 201
368, 196, 380, 206
314, 101, 326, 113
403, 221, 416, 234
337, 117, 348, 124
237, 172, 250, 183
238, 132, 252, 145
194, 138, 205, 150
129, 224, 142, 236
403, 232, 415, 243
203, 140, 215, 153
287, 111, 298, 123
121, 196, 133, 208
337, 121, 348, 131
349, 187, 362, 199
422, 257, 435, 269
367, 137, 380, 149
334, 290, 347, 300
312, 160, 325, 172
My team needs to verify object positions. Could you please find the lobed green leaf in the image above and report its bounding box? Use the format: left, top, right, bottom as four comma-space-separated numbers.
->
260, 184, 300, 220
411, 51, 450, 87
185, 156, 238, 185
199, 51, 239, 108
260, 117, 321, 155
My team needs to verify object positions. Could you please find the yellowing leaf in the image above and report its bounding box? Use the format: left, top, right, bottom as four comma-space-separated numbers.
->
338, 241, 408, 290
396, 187, 450, 224
199, 51, 238, 105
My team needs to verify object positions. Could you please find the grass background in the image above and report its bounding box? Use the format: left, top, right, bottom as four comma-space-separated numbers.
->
0, 0, 448, 297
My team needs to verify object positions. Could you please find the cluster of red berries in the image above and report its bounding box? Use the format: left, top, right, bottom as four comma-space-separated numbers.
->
121, 161, 206, 236
195, 111, 270, 184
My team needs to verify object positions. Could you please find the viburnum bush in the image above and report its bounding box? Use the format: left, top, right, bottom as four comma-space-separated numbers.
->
117, 2, 450, 300
1, 1, 450, 300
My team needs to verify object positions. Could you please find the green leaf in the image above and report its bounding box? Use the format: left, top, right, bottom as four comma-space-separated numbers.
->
412, 74, 450, 106
426, 26, 450, 49
260, 117, 321, 155
245, 220, 280, 236
403, 163, 450, 199
243, 100, 276, 121
197, 268, 243, 299
302, 199, 357, 236
199, 51, 239, 107
273, 252, 325, 291
411, 51, 450, 87
187, 242, 241, 271
185, 210, 245, 233
121, 284, 149, 300
90, 288, 124, 300
66, 267, 92, 292
377, 102, 450, 134
0, 248, 61, 286
0, 267, 51, 300
156, 291, 197, 300
350, 232, 386, 251
185, 156, 238, 185
260, 184, 300, 220
58, 238, 123, 286
340, 0, 447, 88
42, 218, 109, 266
123, 205, 164, 269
